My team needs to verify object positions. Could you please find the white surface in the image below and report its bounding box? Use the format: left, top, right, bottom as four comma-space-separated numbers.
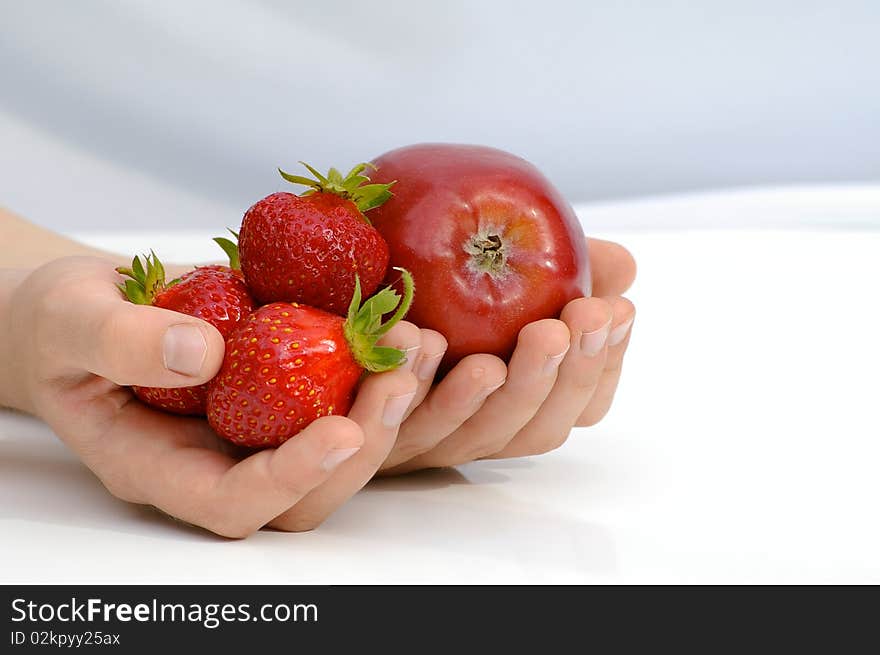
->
2, 191, 880, 583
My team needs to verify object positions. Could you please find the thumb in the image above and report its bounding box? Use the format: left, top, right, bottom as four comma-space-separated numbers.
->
70, 300, 226, 388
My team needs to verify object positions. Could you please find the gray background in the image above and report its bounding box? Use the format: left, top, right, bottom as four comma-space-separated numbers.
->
1, 0, 878, 230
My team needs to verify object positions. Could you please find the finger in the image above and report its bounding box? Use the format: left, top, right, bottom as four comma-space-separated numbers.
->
403, 329, 448, 420
269, 367, 418, 531
124, 413, 365, 538
377, 320, 423, 373
379, 353, 507, 473
36, 259, 225, 387
490, 296, 613, 458
374, 321, 447, 423
587, 238, 637, 297
576, 296, 635, 426
399, 319, 570, 469
89, 304, 225, 387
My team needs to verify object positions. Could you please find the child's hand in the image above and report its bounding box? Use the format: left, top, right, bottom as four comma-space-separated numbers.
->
377, 238, 637, 474
0, 256, 422, 536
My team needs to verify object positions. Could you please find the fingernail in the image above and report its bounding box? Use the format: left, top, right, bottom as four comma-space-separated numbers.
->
542, 345, 570, 376
415, 352, 444, 381
321, 446, 361, 472
580, 321, 611, 357
608, 317, 634, 346
382, 391, 417, 427
163, 324, 207, 376
401, 346, 420, 372
474, 379, 506, 404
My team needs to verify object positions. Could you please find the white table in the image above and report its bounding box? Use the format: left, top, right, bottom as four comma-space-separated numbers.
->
2, 189, 879, 584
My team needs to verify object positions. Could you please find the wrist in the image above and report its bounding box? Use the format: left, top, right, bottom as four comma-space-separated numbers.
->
0, 268, 34, 413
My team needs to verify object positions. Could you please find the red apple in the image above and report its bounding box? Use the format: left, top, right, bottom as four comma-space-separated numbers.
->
368, 143, 591, 370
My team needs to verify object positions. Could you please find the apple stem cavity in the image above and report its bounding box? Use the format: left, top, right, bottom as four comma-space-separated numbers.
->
464, 227, 509, 278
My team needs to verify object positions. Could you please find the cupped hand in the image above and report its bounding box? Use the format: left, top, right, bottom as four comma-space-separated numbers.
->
2, 235, 636, 534
379, 237, 637, 474
3, 256, 420, 537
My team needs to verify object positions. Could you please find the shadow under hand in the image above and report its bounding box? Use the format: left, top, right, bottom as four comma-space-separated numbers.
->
327, 459, 617, 579
368, 465, 510, 493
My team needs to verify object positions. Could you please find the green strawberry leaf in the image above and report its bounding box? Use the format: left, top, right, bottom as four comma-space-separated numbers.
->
344, 174, 370, 190
366, 287, 401, 320
326, 167, 345, 186
131, 255, 146, 284
118, 279, 147, 305
354, 184, 395, 213
115, 251, 173, 305
368, 346, 407, 369
344, 162, 371, 179
299, 161, 328, 185
278, 170, 317, 187
213, 236, 239, 270
343, 268, 416, 373
278, 161, 396, 219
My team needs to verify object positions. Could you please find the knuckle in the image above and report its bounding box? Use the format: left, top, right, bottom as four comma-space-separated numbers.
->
33, 281, 64, 320
95, 305, 126, 347
30, 282, 69, 344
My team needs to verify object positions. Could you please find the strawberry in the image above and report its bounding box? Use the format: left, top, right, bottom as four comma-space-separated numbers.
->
207, 269, 414, 447
117, 251, 255, 415
238, 162, 394, 314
